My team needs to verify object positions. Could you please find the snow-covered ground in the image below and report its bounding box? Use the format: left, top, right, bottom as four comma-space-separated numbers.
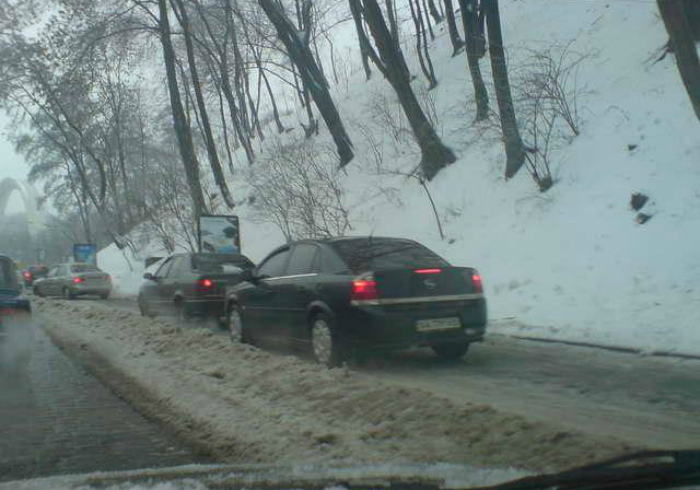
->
36, 298, 632, 475
98, 0, 700, 355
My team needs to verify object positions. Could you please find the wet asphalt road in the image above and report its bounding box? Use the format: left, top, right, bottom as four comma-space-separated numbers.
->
0, 319, 206, 483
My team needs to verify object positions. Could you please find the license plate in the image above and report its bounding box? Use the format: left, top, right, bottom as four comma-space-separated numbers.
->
416, 317, 461, 332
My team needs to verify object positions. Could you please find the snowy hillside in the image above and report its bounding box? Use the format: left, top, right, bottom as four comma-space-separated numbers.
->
100, 0, 700, 356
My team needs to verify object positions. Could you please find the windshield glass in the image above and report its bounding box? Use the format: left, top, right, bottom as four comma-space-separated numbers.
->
331, 238, 449, 272
1, 0, 699, 487
193, 254, 254, 273
70, 264, 100, 273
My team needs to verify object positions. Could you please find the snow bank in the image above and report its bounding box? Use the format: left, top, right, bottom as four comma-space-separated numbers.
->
37, 299, 632, 474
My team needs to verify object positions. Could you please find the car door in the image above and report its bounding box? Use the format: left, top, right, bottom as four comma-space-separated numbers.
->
274, 243, 321, 344
52, 265, 69, 295
156, 256, 184, 313
242, 247, 291, 340
149, 257, 175, 314
41, 267, 59, 295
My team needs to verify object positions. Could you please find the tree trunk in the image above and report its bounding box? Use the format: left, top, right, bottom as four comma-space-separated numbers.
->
361, 0, 455, 180
386, 0, 399, 40
259, 60, 285, 133
658, 0, 700, 121
458, 0, 489, 120
173, 0, 234, 208
421, 0, 436, 40
258, 0, 354, 165
426, 0, 443, 24
443, 0, 465, 56
350, 0, 373, 80
483, 0, 525, 178
157, 0, 207, 217
409, 0, 438, 88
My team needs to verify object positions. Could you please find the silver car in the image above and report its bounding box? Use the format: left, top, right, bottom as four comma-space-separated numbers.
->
34, 263, 112, 300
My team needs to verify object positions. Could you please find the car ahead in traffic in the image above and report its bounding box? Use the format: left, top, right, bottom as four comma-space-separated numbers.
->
0, 255, 31, 336
138, 252, 255, 322
225, 236, 487, 367
21, 265, 49, 288
34, 263, 112, 300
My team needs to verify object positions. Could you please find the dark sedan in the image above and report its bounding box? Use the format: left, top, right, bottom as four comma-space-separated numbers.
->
225, 237, 487, 367
138, 252, 255, 322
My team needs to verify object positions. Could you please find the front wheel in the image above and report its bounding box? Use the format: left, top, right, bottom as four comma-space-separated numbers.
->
226, 304, 247, 344
310, 313, 347, 368
431, 341, 470, 361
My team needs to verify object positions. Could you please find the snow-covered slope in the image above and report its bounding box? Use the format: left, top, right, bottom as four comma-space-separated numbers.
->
100, 0, 700, 355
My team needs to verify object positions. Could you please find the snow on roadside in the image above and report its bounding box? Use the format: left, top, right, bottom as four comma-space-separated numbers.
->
35, 298, 633, 473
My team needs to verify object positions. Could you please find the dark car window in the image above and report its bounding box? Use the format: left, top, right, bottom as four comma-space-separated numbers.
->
287, 244, 319, 276
169, 256, 191, 277
193, 254, 253, 273
319, 248, 350, 274
47, 267, 58, 278
71, 264, 99, 273
257, 249, 291, 278
330, 238, 449, 273
155, 257, 174, 278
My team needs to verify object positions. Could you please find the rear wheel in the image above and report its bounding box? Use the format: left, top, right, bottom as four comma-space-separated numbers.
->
63, 287, 74, 300
175, 300, 188, 323
432, 341, 470, 360
310, 313, 347, 368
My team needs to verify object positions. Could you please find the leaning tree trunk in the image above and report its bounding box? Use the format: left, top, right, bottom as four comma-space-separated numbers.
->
173, 0, 234, 208
421, 0, 436, 40
385, 0, 399, 40
483, 0, 525, 178
157, 0, 207, 217
658, 0, 700, 121
361, 0, 455, 180
443, 0, 465, 56
350, 0, 373, 80
458, 0, 489, 121
258, 0, 354, 165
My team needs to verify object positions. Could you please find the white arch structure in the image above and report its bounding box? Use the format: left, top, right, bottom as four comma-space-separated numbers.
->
0, 178, 44, 235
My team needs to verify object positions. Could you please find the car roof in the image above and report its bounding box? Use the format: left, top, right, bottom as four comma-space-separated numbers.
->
294, 236, 417, 246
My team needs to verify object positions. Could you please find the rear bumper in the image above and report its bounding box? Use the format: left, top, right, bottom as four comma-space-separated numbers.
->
338, 298, 487, 352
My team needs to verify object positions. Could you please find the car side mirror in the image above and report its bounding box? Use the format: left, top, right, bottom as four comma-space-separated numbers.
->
239, 269, 256, 283
143, 272, 157, 282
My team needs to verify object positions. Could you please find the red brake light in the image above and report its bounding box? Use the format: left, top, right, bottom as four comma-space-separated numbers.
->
23, 272, 31, 278
472, 273, 483, 293
197, 278, 215, 292
73, 277, 84, 284
351, 279, 378, 301
414, 268, 442, 274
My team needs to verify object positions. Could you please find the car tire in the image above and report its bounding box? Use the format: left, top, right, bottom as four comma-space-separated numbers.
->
63, 287, 75, 300
226, 303, 248, 344
100, 293, 110, 300
431, 341, 470, 361
34, 286, 44, 298
310, 313, 347, 368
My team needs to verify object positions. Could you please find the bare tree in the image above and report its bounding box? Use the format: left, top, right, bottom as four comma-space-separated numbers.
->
258, 0, 354, 165
483, 0, 525, 178
443, 0, 465, 56
409, 0, 438, 89
156, 0, 208, 216
658, 0, 700, 121
349, 0, 373, 79
359, 0, 456, 180
457, 0, 489, 121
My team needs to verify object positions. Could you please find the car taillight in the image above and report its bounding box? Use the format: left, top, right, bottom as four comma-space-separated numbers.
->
197, 278, 215, 292
23, 272, 32, 279
414, 268, 442, 274
472, 273, 483, 293
73, 277, 84, 284
351, 279, 378, 301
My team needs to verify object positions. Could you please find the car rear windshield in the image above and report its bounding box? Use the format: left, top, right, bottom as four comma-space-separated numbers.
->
71, 264, 100, 273
330, 239, 449, 273
194, 254, 254, 273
